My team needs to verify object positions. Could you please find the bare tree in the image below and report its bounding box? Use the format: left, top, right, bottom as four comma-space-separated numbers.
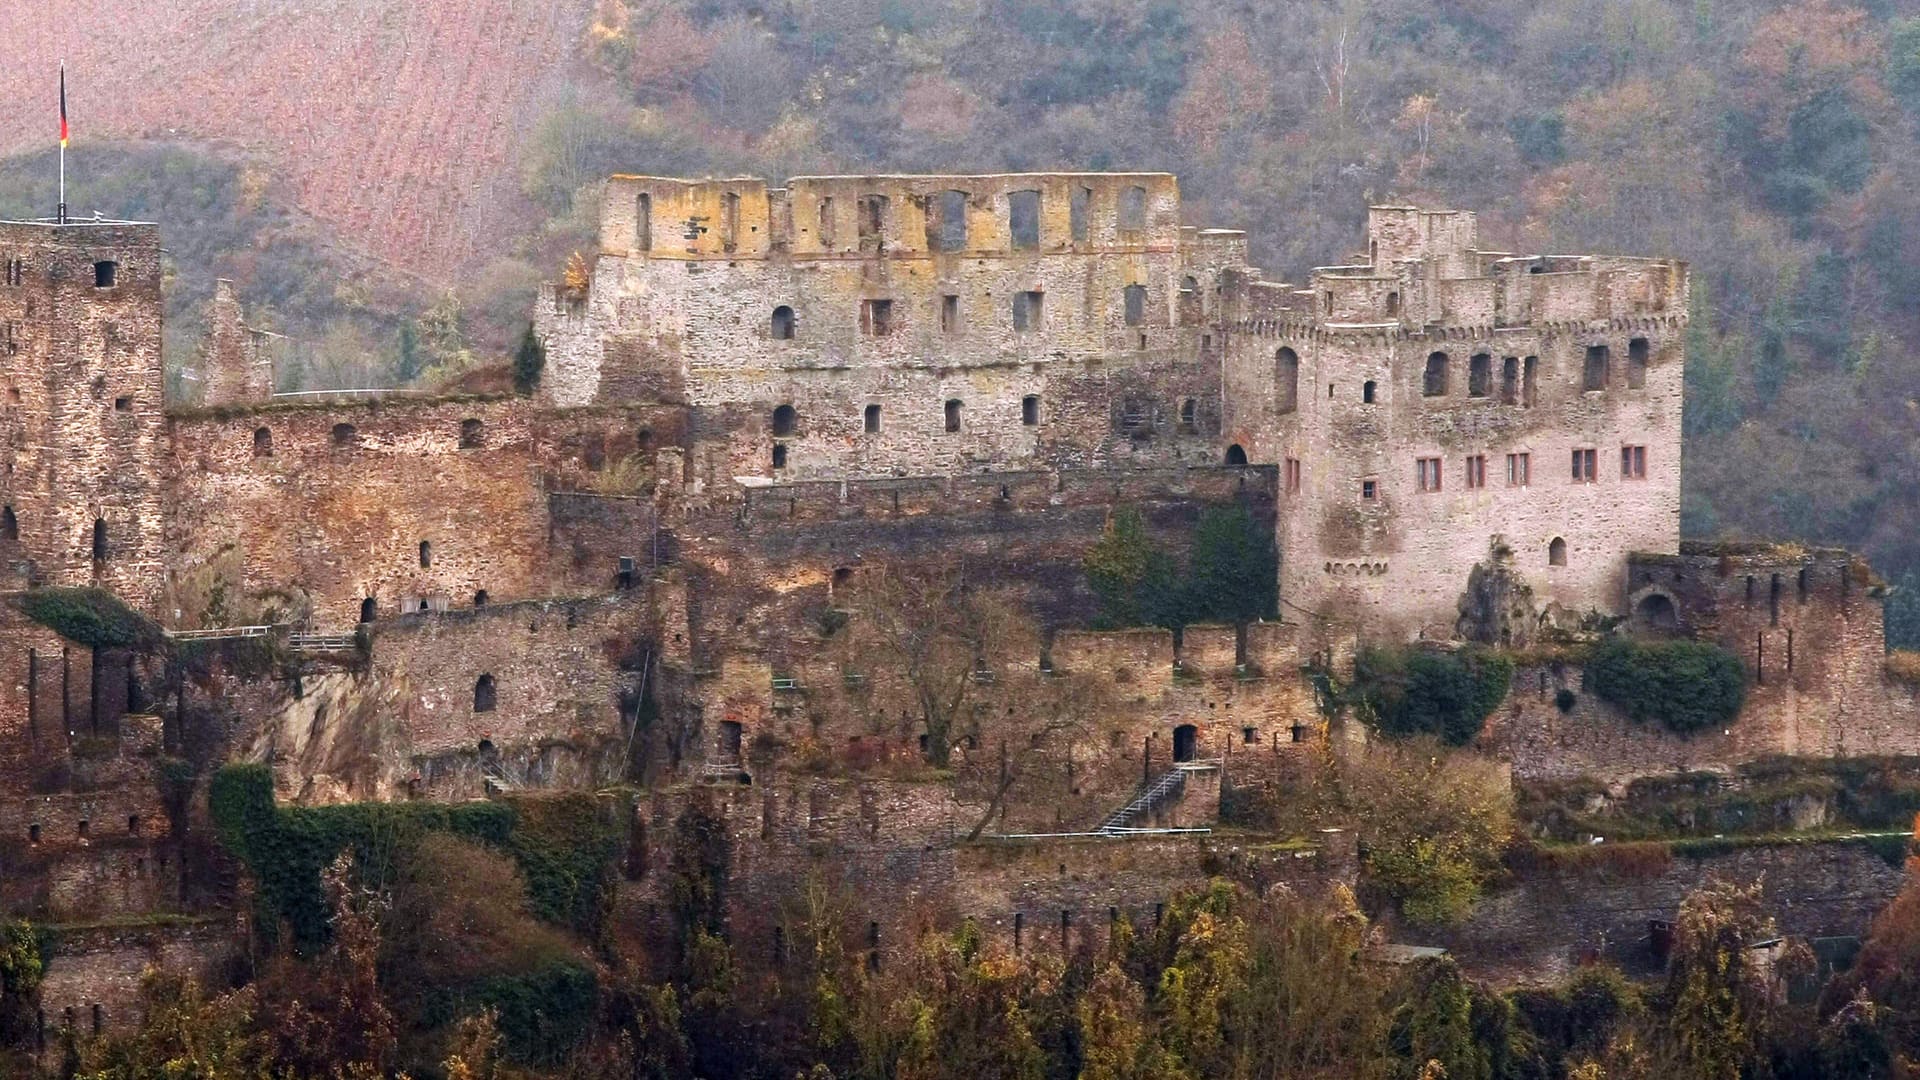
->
839, 565, 1017, 769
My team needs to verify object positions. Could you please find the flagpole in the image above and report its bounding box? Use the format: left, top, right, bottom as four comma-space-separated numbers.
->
57, 61, 66, 224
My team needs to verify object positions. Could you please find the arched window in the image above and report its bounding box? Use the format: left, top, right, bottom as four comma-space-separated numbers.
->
474, 674, 497, 713
1225, 444, 1248, 466
1123, 283, 1147, 326
771, 404, 796, 436
331, 423, 356, 447
253, 427, 272, 457
1276, 347, 1299, 414
1, 505, 17, 541
864, 404, 881, 434
459, 419, 482, 448
945, 399, 963, 433
91, 518, 106, 562
359, 597, 377, 624
1424, 352, 1450, 397
771, 305, 795, 340
1363, 380, 1377, 404
419, 540, 431, 568
1548, 537, 1567, 567
1181, 275, 1198, 293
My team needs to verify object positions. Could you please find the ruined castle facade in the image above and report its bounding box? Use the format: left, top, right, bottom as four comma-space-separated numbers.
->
0, 175, 1905, 1040
536, 174, 1688, 640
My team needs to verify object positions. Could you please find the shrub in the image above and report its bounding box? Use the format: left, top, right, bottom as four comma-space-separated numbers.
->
1353, 645, 1514, 746
13, 587, 165, 651
1887, 649, 1920, 686
1583, 637, 1746, 735
512, 323, 546, 394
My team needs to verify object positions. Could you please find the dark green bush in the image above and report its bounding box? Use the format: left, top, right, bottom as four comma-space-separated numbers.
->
1583, 637, 1746, 735
13, 587, 165, 651
1353, 646, 1514, 746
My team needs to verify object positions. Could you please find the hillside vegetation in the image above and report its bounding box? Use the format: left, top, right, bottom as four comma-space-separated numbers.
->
10, 0, 1920, 634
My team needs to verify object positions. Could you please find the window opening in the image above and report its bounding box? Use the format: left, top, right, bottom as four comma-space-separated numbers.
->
1363, 379, 1376, 404
1506, 453, 1530, 487
1276, 347, 1299, 414
419, 540, 431, 568
1070, 186, 1092, 242
636, 193, 651, 251
1465, 455, 1487, 489
940, 294, 959, 333
1008, 189, 1041, 249
1621, 445, 1646, 479
1118, 185, 1147, 231
1424, 352, 1450, 396
1012, 290, 1043, 332
857, 194, 887, 251
1123, 283, 1146, 326
772, 404, 797, 436
1549, 537, 1567, 566
934, 189, 968, 251
1583, 345, 1610, 391
1628, 337, 1649, 388
1225, 444, 1248, 466
1468, 353, 1492, 397
360, 597, 376, 624
474, 674, 497, 713
859, 299, 894, 336
253, 427, 272, 457
864, 404, 881, 433
772, 444, 788, 470
1500, 357, 1519, 404
1522, 356, 1538, 406
459, 419, 482, 448
93, 261, 117, 288
945, 399, 963, 433
331, 423, 356, 447
1021, 395, 1039, 425
91, 518, 106, 562
771, 305, 795, 339
1417, 457, 1442, 493
1361, 479, 1377, 500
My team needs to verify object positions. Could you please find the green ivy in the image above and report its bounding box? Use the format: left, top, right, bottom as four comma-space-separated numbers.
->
1583, 638, 1746, 736
421, 961, 598, 1065
1352, 646, 1514, 746
208, 765, 622, 951
13, 587, 165, 651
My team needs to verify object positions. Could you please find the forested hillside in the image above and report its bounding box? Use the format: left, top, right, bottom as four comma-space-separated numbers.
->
9, 0, 1920, 632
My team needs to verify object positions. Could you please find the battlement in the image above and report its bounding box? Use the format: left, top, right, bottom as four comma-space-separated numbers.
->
599, 172, 1181, 260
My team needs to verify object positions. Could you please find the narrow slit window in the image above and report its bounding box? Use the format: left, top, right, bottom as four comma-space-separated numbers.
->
1021, 395, 1039, 425
1363, 379, 1376, 404
1, 505, 18, 541
864, 404, 881, 433
945, 399, 963, 433
940, 295, 959, 333
91, 518, 106, 562
636, 193, 652, 252
419, 540, 432, 568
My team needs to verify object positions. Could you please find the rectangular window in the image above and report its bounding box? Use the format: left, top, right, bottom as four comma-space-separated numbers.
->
1070, 186, 1092, 242
1119, 185, 1147, 231
1021, 395, 1039, 425
1621, 445, 1647, 479
1285, 457, 1302, 494
1465, 455, 1487, 489
4, 259, 21, 287
1628, 338, 1649, 388
720, 190, 740, 252
1500, 357, 1518, 404
1361, 479, 1378, 501
932, 189, 968, 252
1008, 189, 1041, 249
940, 294, 959, 333
1572, 447, 1597, 483
1583, 345, 1609, 391
1506, 452, 1530, 487
857, 194, 887, 251
1417, 457, 1442, 493
859, 298, 894, 337
817, 196, 836, 248
1468, 354, 1492, 397
635, 194, 651, 252
1522, 356, 1538, 406
1013, 290, 1043, 332
1123, 283, 1146, 326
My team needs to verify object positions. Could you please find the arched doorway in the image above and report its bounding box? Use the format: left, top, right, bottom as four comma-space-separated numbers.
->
1224, 444, 1248, 466
1172, 724, 1198, 764
1636, 593, 1679, 634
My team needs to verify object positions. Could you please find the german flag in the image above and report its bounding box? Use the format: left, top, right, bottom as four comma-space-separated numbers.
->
58, 65, 68, 149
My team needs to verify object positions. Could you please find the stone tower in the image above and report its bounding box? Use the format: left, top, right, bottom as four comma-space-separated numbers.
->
0, 218, 169, 609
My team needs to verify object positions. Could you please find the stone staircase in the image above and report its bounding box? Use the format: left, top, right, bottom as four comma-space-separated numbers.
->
1098, 766, 1190, 833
